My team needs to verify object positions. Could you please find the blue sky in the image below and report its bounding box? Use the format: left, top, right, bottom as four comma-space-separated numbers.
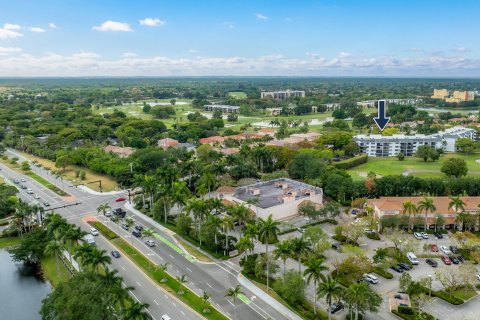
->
0, 0, 479, 76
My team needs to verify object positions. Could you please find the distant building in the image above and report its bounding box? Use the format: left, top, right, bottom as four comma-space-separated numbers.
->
357, 99, 422, 108
224, 178, 323, 220
431, 89, 449, 100
157, 138, 179, 149
199, 136, 225, 145
290, 132, 321, 141
261, 90, 305, 100
432, 89, 475, 103
354, 126, 476, 157
103, 145, 135, 158
266, 108, 283, 116
204, 105, 240, 114
174, 142, 196, 152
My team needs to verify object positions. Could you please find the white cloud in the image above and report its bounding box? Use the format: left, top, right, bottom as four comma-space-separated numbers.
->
455, 47, 469, 53
0, 24, 23, 39
188, 49, 198, 53
338, 51, 351, 58
255, 13, 269, 21
4, 23, 21, 30
0, 51, 479, 77
139, 18, 165, 27
0, 47, 22, 56
93, 21, 132, 32
31, 27, 46, 33
49, 23, 57, 29
121, 52, 137, 58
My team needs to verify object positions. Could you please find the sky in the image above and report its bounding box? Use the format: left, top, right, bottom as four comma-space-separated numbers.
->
0, 0, 479, 77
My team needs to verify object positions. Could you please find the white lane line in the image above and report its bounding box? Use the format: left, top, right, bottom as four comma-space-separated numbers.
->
227, 300, 235, 306
181, 311, 185, 316
164, 294, 169, 300
121, 266, 126, 271
169, 254, 175, 259
206, 283, 212, 288
172, 302, 176, 307
186, 267, 192, 273
153, 299, 159, 306
136, 281, 142, 287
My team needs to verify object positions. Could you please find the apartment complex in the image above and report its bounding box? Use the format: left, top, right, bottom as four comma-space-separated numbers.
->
354, 126, 477, 157
357, 99, 422, 108
367, 196, 480, 230
261, 89, 305, 100
431, 89, 475, 103
204, 105, 240, 113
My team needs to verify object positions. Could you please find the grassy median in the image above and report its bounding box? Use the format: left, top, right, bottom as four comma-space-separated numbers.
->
25, 171, 69, 196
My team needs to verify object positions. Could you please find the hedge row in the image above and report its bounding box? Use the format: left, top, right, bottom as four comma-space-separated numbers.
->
392, 309, 435, 320
417, 284, 464, 305
333, 154, 368, 170
332, 234, 359, 246
88, 221, 118, 240
372, 266, 393, 279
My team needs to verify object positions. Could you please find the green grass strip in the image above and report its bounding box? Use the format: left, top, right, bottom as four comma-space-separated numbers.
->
24, 171, 69, 196
238, 293, 251, 305
152, 232, 196, 262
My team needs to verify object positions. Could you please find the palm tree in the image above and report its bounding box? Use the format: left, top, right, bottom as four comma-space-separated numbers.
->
449, 196, 466, 230
229, 204, 253, 235
170, 181, 190, 214
141, 228, 155, 240
45, 239, 64, 274
243, 222, 258, 244
257, 214, 280, 291
225, 285, 245, 320
221, 216, 234, 255
291, 236, 311, 273
317, 275, 344, 320
201, 291, 211, 313
274, 239, 293, 275
401, 200, 417, 231
199, 172, 216, 195
85, 247, 111, 273
304, 257, 329, 316
159, 262, 169, 283
62, 224, 85, 266
343, 282, 381, 320
43, 212, 67, 238
96, 203, 111, 217
74, 242, 92, 271
176, 274, 188, 294
121, 301, 151, 320
417, 197, 437, 231
236, 236, 254, 255
206, 215, 223, 253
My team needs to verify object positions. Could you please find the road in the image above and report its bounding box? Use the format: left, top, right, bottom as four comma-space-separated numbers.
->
1, 149, 290, 320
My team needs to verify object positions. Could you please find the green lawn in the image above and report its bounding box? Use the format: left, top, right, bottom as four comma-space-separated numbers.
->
228, 91, 247, 99
347, 153, 480, 180
25, 171, 69, 196
41, 255, 71, 287
0, 237, 21, 248
451, 286, 477, 301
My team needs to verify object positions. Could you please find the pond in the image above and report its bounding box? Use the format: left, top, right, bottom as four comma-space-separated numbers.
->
0, 250, 51, 320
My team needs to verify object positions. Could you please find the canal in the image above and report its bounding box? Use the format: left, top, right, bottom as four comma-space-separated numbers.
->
0, 250, 51, 320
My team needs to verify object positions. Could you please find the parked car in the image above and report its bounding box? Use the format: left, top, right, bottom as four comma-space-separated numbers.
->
420, 232, 429, 239
135, 225, 144, 232
391, 264, 405, 273
297, 228, 305, 233
449, 256, 460, 264
413, 232, 423, 240
441, 256, 452, 265
363, 273, 379, 284
90, 228, 99, 236
111, 250, 121, 258
431, 244, 439, 252
145, 240, 156, 247
426, 259, 438, 267
329, 302, 344, 314
433, 232, 443, 239
440, 246, 451, 254
450, 246, 459, 254
407, 252, 419, 265
331, 243, 342, 252
132, 230, 142, 238
397, 263, 411, 271
457, 255, 465, 263
121, 223, 129, 230
115, 197, 127, 202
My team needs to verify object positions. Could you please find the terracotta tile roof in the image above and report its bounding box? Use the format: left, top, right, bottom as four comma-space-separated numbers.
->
199, 136, 225, 144
103, 145, 135, 157
368, 196, 480, 214
157, 138, 179, 149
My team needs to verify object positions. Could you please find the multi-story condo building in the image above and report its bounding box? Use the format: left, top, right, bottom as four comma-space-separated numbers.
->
356, 99, 422, 108
261, 89, 305, 100
431, 89, 449, 100
431, 89, 475, 103
204, 104, 240, 113
354, 126, 477, 157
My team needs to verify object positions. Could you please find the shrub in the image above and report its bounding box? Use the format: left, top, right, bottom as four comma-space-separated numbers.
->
392, 309, 435, 320
372, 267, 393, 279
278, 219, 337, 235
88, 221, 118, 240
366, 232, 381, 240
240, 254, 259, 276
332, 234, 359, 246
433, 289, 464, 305
397, 306, 414, 315
334, 154, 368, 170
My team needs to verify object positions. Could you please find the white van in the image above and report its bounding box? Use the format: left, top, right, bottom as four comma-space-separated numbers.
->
406, 252, 418, 265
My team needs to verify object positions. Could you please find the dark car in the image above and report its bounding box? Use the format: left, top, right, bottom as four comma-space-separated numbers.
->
433, 232, 443, 239
449, 256, 460, 264
111, 250, 121, 258
21, 184, 27, 189
121, 223, 129, 230
12, 179, 19, 184
450, 246, 459, 254
457, 255, 465, 263
43, 201, 50, 207
134, 225, 144, 232
132, 230, 142, 238
329, 302, 344, 314
113, 208, 126, 218
331, 243, 342, 252
397, 263, 411, 271
391, 265, 404, 273
426, 259, 438, 268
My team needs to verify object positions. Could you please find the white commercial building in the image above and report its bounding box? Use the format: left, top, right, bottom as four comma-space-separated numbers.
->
354, 126, 477, 157
261, 89, 305, 100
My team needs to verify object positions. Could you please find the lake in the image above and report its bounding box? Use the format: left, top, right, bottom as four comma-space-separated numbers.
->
0, 250, 51, 320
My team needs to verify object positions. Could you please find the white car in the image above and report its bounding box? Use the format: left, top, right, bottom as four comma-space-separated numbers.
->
477, 273, 480, 281
161, 315, 171, 320
440, 245, 451, 254
20, 178, 26, 182
145, 240, 156, 247
420, 232, 429, 239
26, 188, 34, 194
413, 232, 423, 240
104, 211, 112, 217
363, 273, 379, 284
90, 228, 99, 236
34, 194, 40, 199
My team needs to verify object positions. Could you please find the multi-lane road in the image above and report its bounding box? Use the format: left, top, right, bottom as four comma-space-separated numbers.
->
1, 150, 289, 320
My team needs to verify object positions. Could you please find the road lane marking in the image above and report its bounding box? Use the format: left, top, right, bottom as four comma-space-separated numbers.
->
226, 300, 234, 306
181, 311, 185, 316
206, 282, 212, 288
186, 267, 192, 272
169, 254, 175, 259
136, 281, 142, 287
153, 299, 159, 306
172, 302, 176, 307
121, 266, 126, 271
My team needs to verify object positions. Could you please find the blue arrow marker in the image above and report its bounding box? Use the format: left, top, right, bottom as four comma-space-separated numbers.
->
373, 99, 390, 131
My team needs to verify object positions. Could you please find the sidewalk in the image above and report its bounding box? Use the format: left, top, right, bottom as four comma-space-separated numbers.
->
237, 273, 302, 320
